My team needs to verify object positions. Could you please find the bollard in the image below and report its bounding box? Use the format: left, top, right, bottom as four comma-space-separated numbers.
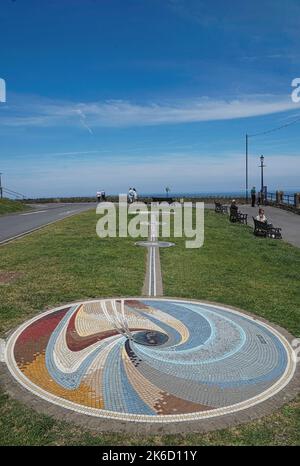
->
276, 190, 284, 204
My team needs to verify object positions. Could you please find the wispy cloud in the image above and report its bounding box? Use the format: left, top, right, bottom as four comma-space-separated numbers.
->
241, 53, 300, 62
1, 93, 300, 130
75, 108, 94, 135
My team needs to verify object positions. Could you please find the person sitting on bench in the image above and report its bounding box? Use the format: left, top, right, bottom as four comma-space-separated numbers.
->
230, 199, 238, 213
256, 208, 266, 222
253, 211, 281, 239
256, 208, 273, 228
230, 200, 247, 224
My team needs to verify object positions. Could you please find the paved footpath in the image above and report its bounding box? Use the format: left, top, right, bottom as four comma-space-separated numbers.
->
206, 203, 300, 248
0, 202, 95, 245
142, 210, 164, 297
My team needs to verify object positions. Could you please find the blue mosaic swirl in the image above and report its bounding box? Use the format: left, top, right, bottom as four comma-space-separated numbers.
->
12, 298, 291, 417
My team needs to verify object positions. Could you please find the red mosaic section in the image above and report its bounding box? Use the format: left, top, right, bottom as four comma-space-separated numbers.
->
14, 307, 70, 365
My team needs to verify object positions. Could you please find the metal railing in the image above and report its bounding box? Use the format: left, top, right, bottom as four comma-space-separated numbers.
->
266, 192, 297, 206
282, 194, 295, 206
2, 187, 26, 200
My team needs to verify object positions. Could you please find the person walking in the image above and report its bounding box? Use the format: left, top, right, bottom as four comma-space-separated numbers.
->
251, 186, 256, 207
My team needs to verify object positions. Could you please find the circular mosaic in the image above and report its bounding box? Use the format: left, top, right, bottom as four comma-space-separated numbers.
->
5, 298, 295, 423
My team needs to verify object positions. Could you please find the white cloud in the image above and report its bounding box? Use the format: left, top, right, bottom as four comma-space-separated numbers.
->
1, 93, 300, 129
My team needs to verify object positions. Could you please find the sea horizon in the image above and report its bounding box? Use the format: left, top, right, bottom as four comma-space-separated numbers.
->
22, 188, 299, 200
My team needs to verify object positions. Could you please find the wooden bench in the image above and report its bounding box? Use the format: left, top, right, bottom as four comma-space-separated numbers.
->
253, 217, 282, 239
150, 197, 175, 204
230, 207, 248, 224
214, 201, 228, 214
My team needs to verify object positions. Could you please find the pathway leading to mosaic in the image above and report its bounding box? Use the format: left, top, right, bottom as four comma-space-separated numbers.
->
142, 210, 164, 297
137, 208, 175, 297
0, 203, 299, 433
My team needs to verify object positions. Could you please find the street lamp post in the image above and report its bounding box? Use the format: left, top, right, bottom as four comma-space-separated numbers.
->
259, 155, 266, 204
260, 155, 265, 192
245, 134, 249, 203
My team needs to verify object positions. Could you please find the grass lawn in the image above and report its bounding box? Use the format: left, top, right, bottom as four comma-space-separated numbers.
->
0, 210, 145, 334
160, 209, 300, 336
0, 198, 28, 216
0, 209, 299, 445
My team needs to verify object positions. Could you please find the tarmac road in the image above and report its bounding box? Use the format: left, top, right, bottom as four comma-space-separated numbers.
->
0, 203, 95, 245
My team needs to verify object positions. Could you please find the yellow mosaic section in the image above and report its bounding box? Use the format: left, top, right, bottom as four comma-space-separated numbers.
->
18, 352, 104, 409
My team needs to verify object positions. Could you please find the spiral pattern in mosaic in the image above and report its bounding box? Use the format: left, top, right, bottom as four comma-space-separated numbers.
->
5, 298, 294, 422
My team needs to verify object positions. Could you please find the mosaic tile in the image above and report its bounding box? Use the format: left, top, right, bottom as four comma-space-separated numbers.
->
4, 298, 295, 423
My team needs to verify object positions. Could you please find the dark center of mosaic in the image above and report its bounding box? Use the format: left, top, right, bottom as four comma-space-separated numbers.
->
132, 330, 169, 346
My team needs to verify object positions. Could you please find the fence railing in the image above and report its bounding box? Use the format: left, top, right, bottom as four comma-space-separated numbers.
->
282, 194, 295, 206
2, 187, 26, 199
267, 192, 276, 203
266, 191, 299, 208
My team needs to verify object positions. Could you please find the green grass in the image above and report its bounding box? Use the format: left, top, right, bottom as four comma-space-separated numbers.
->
0, 389, 298, 446
160, 210, 300, 336
0, 198, 28, 215
0, 210, 145, 334
0, 208, 299, 445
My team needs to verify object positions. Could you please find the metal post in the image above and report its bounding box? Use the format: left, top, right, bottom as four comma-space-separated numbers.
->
245, 134, 248, 203
259, 155, 266, 204
260, 155, 265, 193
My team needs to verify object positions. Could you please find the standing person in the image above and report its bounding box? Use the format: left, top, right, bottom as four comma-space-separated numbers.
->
251, 186, 256, 207
128, 187, 134, 204
96, 190, 101, 203
132, 188, 138, 202
101, 190, 106, 201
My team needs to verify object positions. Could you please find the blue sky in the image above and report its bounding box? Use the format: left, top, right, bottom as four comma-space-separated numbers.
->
0, 0, 300, 197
